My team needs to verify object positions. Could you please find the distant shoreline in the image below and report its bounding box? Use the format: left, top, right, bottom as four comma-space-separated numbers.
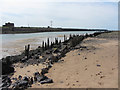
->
1, 27, 108, 34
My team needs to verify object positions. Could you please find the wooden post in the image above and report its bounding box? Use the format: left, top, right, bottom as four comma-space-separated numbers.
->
56, 38, 58, 44
69, 34, 72, 39
55, 38, 58, 44
45, 42, 47, 50
59, 40, 61, 44
42, 41, 44, 51
25, 44, 30, 59
64, 35, 65, 41
47, 38, 49, 48
51, 42, 53, 48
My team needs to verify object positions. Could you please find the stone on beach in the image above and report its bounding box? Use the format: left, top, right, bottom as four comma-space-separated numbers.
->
40, 78, 53, 84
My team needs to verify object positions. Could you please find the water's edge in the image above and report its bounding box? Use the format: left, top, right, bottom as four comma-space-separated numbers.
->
1, 31, 96, 59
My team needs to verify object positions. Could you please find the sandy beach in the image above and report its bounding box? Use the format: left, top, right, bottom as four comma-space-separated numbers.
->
9, 32, 118, 88
31, 38, 118, 88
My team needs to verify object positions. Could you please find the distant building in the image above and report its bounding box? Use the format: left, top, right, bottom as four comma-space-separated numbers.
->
3, 22, 14, 28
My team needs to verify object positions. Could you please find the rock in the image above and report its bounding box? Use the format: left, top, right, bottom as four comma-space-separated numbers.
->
34, 77, 37, 82
49, 55, 57, 63
5, 56, 12, 65
45, 51, 51, 54
80, 48, 83, 51
18, 75, 22, 80
18, 80, 28, 87
20, 66, 23, 68
22, 76, 29, 81
12, 76, 31, 89
12, 77, 17, 81
41, 68, 48, 74
97, 64, 101, 67
2, 77, 12, 88
2, 82, 7, 87
30, 77, 33, 84
58, 59, 64, 63
85, 57, 87, 59
60, 81, 64, 83
53, 48, 60, 53
34, 55, 39, 59
36, 75, 46, 82
75, 45, 81, 49
80, 46, 87, 48
100, 76, 105, 78
40, 78, 53, 84
34, 72, 40, 76
21, 56, 27, 62
57, 53, 62, 59
38, 46, 41, 48
46, 62, 52, 69
7, 77, 12, 84
34, 72, 46, 82
27, 70, 30, 72
2, 62, 14, 75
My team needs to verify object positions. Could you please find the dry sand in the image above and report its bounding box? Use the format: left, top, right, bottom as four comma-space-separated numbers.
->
11, 34, 118, 88
32, 37, 118, 88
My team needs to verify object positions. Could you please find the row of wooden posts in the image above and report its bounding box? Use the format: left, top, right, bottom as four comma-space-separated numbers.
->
24, 34, 87, 59
24, 35, 68, 58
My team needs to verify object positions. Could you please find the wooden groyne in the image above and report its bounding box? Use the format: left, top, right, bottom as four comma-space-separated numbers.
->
1, 31, 110, 89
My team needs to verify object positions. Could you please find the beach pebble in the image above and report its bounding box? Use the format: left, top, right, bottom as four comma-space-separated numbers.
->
34, 55, 39, 59
85, 57, 87, 59
20, 66, 23, 68
73, 84, 75, 86
58, 59, 64, 63
97, 64, 101, 67
27, 70, 30, 72
34, 72, 40, 76
18, 80, 28, 87
66, 83, 70, 86
100, 76, 105, 78
40, 78, 53, 84
18, 75, 22, 80
85, 68, 87, 70
41, 68, 48, 74
23, 76, 29, 81
21, 56, 27, 62
12, 77, 17, 81
60, 81, 64, 83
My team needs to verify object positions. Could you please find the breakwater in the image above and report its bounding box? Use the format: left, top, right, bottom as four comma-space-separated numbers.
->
1, 27, 108, 34
1, 31, 110, 89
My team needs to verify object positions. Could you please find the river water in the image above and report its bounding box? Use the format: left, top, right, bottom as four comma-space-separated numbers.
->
0, 31, 96, 59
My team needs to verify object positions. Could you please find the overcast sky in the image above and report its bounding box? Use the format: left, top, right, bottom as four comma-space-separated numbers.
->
0, 0, 119, 30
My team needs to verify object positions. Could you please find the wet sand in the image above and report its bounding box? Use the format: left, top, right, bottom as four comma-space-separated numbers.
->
1, 35, 65, 58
